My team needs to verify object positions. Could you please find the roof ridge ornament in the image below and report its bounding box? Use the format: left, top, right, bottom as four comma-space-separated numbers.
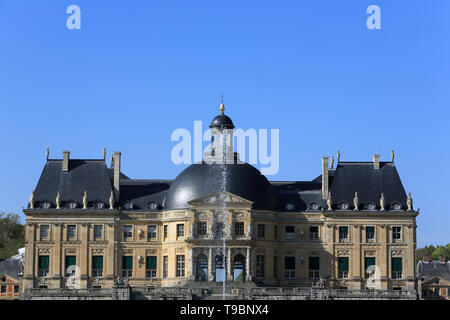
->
109, 190, 115, 210
327, 192, 332, 211
337, 148, 340, 162
353, 192, 359, 211
380, 192, 386, 211
56, 192, 61, 209
220, 103, 225, 115
330, 155, 334, 169
82, 190, 88, 209
391, 149, 395, 163
46, 146, 49, 160
407, 192, 413, 211
29, 190, 35, 209
103, 147, 107, 160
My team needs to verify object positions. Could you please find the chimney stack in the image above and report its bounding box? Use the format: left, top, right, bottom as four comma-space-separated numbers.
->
62, 151, 70, 172
322, 156, 329, 199
373, 154, 380, 170
113, 151, 121, 201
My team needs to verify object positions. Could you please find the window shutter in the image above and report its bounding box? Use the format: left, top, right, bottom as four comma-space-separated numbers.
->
65, 256, 76, 268
147, 256, 157, 270
338, 257, 349, 271
309, 257, 320, 270
93, 256, 103, 269
122, 256, 133, 269
365, 257, 376, 271
39, 256, 49, 269
392, 258, 402, 272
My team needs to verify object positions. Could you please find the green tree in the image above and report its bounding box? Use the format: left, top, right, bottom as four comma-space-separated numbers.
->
0, 212, 25, 260
431, 246, 449, 261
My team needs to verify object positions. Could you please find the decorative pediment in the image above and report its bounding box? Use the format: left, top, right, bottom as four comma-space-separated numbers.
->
188, 191, 253, 209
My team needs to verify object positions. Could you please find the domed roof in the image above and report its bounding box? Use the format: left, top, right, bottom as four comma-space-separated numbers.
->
164, 161, 278, 211
209, 114, 235, 129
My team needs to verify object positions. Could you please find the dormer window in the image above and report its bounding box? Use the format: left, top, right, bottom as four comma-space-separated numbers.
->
391, 202, 402, 211
364, 201, 376, 211
40, 201, 51, 209
308, 202, 320, 211
147, 202, 157, 210
93, 201, 105, 209
123, 202, 134, 210
338, 201, 349, 210
67, 201, 77, 209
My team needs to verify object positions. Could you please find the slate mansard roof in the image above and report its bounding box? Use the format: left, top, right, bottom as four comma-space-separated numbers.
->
28, 156, 411, 213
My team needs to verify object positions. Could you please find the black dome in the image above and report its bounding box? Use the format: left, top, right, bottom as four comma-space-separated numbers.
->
209, 114, 235, 129
164, 161, 277, 211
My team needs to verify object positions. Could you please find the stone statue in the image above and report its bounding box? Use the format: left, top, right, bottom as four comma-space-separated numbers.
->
29, 190, 35, 209
56, 192, 61, 209
391, 149, 395, 162
407, 192, 413, 211
110, 153, 114, 167
208, 224, 213, 238
353, 192, 359, 211
337, 148, 341, 162
82, 190, 88, 209
227, 224, 232, 238
103, 147, 107, 160
379, 193, 385, 211
190, 224, 194, 237
109, 191, 115, 210
46, 146, 49, 160
247, 223, 253, 238
327, 192, 332, 211
330, 155, 334, 169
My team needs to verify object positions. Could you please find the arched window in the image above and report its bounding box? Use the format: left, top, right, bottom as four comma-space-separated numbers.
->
40, 201, 51, 209
147, 202, 157, 210
123, 202, 134, 210
391, 202, 402, 211
364, 201, 376, 211
338, 201, 349, 210
66, 201, 77, 209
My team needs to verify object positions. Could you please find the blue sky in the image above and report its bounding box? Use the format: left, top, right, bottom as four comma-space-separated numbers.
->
0, 1, 448, 247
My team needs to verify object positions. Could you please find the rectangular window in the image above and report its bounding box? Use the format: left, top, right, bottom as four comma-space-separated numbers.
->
366, 226, 375, 242
256, 255, 265, 277
338, 257, 349, 279
257, 224, 265, 238
177, 224, 184, 237
284, 256, 295, 279
38, 255, 49, 277
148, 225, 157, 239
176, 255, 185, 277
122, 256, 133, 278
235, 222, 244, 236
1, 286, 5, 293
339, 226, 348, 242
365, 257, 376, 278
93, 225, 103, 240
274, 225, 278, 240
392, 257, 402, 279
123, 225, 132, 239
163, 256, 168, 278
392, 227, 401, 242
14, 285, 19, 293
197, 222, 207, 236
309, 257, 320, 280
65, 255, 76, 276
40, 225, 49, 240
164, 225, 168, 239
310, 226, 319, 240
146, 256, 157, 278
216, 222, 224, 237
92, 256, 103, 277
285, 226, 295, 240
273, 256, 278, 279
67, 225, 76, 240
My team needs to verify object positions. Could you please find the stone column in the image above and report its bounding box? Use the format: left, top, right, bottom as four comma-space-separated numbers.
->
79, 223, 89, 288
189, 247, 194, 279
352, 225, 361, 288
53, 224, 62, 282
227, 248, 233, 282
245, 247, 252, 282
208, 248, 213, 282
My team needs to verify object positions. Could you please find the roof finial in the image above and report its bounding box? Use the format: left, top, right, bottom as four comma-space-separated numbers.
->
337, 148, 341, 162
391, 149, 395, 163
46, 146, 49, 160
103, 146, 107, 160
219, 94, 225, 114
330, 155, 334, 169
